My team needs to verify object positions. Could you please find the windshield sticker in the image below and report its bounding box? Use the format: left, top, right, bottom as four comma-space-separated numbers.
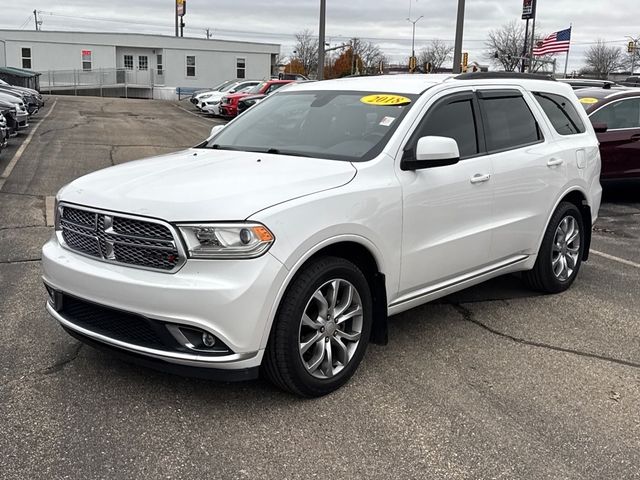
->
579, 97, 599, 105
379, 116, 396, 126
361, 94, 411, 106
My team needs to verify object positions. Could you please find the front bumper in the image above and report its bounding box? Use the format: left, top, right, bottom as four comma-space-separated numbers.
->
42, 236, 288, 373
16, 112, 28, 129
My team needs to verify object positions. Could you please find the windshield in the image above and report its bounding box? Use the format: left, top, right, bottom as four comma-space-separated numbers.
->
248, 82, 267, 94
204, 90, 417, 162
214, 80, 235, 91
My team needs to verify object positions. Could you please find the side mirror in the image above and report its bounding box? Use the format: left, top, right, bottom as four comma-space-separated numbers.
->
401, 136, 460, 171
209, 124, 225, 138
591, 122, 608, 133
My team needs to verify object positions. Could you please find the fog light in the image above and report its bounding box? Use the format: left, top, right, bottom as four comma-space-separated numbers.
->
202, 332, 216, 347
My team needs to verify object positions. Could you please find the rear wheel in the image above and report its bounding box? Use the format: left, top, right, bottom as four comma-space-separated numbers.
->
523, 202, 585, 293
263, 256, 372, 397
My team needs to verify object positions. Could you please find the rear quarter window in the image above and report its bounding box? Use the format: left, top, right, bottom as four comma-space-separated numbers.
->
533, 92, 586, 135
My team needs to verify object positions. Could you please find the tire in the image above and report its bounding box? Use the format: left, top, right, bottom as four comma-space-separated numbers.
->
263, 256, 373, 397
523, 202, 585, 294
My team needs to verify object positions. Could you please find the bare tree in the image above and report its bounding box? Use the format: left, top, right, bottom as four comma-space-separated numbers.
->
583, 40, 624, 79
485, 20, 525, 71
485, 20, 554, 73
355, 39, 386, 75
292, 29, 319, 77
418, 39, 454, 71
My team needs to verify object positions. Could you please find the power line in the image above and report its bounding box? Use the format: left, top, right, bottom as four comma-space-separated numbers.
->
18, 14, 32, 30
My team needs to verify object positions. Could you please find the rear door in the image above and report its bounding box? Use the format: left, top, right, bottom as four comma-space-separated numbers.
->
589, 97, 640, 179
477, 88, 568, 262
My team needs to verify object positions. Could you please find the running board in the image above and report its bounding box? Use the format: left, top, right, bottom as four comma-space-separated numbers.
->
388, 255, 529, 316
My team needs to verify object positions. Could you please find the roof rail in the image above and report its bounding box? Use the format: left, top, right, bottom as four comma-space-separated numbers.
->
455, 72, 556, 81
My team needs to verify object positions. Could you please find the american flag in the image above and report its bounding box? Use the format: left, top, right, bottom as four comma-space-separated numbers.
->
533, 27, 572, 56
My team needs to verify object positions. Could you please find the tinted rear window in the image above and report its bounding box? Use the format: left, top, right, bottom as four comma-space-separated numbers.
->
479, 91, 541, 152
533, 92, 586, 135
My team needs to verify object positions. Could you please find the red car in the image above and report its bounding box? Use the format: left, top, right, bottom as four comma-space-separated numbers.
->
219, 80, 294, 117
576, 87, 640, 180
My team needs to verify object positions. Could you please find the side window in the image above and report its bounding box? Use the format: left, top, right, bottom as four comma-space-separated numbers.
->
478, 90, 542, 152
236, 58, 246, 79
21, 48, 32, 69
266, 83, 285, 95
186, 56, 196, 77
533, 92, 585, 135
590, 98, 640, 130
413, 94, 479, 159
124, 55, 133, 70
156, 54, 163, 75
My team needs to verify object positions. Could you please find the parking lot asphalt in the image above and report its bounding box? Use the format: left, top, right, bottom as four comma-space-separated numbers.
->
1, 96, 638, 480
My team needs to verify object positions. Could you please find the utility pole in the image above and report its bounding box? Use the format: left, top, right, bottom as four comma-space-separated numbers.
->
628, 36, 639, 75
33, 10, 39, 31
175, 1, 179, 37
317, 0, 327, 80
452, 0, 466, 74
407, 16, 423, 72
205, 28, 212, 39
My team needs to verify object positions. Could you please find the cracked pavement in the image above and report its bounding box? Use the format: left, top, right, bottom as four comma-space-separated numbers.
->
1, 96, 639, 480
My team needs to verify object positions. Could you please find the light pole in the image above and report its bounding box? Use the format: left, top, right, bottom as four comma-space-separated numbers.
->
318, 0, 327, 80
452, 0, 466, 74
628, 36, 639, 75
407, 15, 423, 71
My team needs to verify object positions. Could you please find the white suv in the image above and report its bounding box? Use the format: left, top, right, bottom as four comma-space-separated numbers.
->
43, 73, 602, 397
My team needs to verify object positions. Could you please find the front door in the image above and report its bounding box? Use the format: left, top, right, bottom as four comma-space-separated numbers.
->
397, 91, 494, 297
591, 97, 640, 179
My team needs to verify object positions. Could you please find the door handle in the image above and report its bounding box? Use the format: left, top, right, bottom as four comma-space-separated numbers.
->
547, 158, 564, 167
470, 173, 491, 184
630, 134, 640, 142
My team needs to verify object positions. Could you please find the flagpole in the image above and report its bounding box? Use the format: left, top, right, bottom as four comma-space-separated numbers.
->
563, 25, 572, 78
528, 16, 537, 72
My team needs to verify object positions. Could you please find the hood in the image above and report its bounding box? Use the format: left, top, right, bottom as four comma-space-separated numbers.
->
197, 91, 226, 100
59, 149, 357, 221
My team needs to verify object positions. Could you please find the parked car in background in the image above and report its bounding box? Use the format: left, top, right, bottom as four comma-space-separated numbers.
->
576, 87, 640, 180
0, 113, 8, 154
43, 73, 601, 397
557, 78, 618, 90
237, 94, 266, 115
0, 78, 44, 109
202, 84, 256, 116
195, 80, 261, 111
0, 91, 29, 129
621, 76, 640, 87
219, 80, 294, 117
189, 80, 237, 105
0, 100, 19, 137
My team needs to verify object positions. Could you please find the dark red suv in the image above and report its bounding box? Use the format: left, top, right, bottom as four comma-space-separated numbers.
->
219, 80, 294, 117
577, 87, 640, 180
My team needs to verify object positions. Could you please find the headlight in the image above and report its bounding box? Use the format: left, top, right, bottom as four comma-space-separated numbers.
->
200, 94, 212, 100
177, 223, 275, 259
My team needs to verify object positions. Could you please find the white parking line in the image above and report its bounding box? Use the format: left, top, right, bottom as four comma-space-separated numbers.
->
592, 250, 640, 269
172, 103, 215, 127
0, 100, 58, 191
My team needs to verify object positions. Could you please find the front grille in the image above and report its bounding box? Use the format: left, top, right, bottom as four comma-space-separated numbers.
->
59, 205, 182, 272
60, 295, 168, 349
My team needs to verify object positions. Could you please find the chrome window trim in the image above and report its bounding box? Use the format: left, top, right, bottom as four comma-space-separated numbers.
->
56, 202, 187, 274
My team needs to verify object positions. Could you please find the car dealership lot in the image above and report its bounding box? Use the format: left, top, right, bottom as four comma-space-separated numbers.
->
1, 96, 639, 479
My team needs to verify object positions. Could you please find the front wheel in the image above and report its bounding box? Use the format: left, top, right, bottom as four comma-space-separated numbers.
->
523, 202, 585, 293
263, 256, 372, 397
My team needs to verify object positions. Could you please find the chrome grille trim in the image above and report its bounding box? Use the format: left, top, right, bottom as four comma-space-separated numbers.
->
56, 203, 186, 273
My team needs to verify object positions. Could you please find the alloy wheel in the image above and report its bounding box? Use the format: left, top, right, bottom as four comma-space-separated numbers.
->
552, 215, 581, 281
298, 279, 364, 379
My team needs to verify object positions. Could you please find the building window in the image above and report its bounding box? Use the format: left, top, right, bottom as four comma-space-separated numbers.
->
81, 50, 92, 71
186, 55, 196, 77
124, 55, 133, 70
236, 58, 246, 79
138, 55, 148, 71
156, 54, 163, 75
21, 48, 32, 69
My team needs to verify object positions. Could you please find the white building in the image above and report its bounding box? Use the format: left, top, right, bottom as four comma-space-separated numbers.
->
0, 30, 280, 98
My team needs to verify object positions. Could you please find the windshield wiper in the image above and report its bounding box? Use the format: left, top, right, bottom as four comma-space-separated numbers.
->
265, 148, 311, 158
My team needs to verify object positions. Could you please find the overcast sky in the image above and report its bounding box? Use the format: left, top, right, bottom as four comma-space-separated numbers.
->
1, 0, 637, 72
